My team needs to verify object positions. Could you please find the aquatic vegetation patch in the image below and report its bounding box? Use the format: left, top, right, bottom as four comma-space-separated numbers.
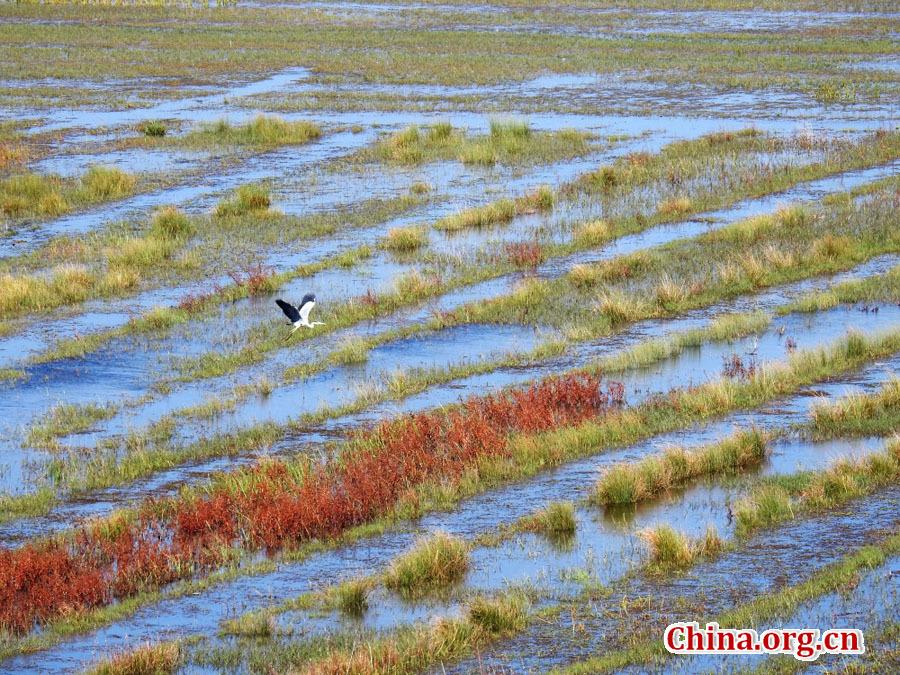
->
561, 531, 900, 674
808, 376, 900, 439
640, 524, 725, 572
380, 225, 428, 253
384, 531, 470, 596
2, 331, 896, 653
592, 428, 768, 505
25, 401, 119, 450
0, 166, 136, 221
179, 115, 321, 149
213, 183, 273, 218
85, 641, 181, 675
356, 120, 594, 166
733, 439, 900, 537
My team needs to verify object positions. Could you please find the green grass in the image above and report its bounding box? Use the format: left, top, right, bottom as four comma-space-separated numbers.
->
213, 183, 273, 218
330, 577, 372, 617
129, 130, 900, 385
383, 531, 470, 596
27, 194, 418, 363
733, 438, 900, 536
355, 120, 594, 166
1, 166, 136, 221
25, 401, 118, 450
519, 500, 577, 536
808, 377, 900, 439
234, 588, 530, 674
640, 524, 725, 571
137, 120, 166, 137
2, 3, 893, 101
84, 641, 181, 675
466, 591, 530, 635
5, 332, 898, 661
179, 115, 321, 149
380, 225, 428, 253
596, 311, 771, 373
592, 428, 768, 505
0, 487, 56, 525
453, 176, 899, 332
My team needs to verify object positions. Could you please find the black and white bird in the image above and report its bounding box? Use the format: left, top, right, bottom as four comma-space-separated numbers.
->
276, 294, 324, 337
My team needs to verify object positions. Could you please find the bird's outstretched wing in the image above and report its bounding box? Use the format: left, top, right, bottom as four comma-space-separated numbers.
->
276, 299, 300, 323
298, 293, 316, 324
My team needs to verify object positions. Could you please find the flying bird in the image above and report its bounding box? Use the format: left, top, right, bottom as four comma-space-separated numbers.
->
276, 294, 324, 338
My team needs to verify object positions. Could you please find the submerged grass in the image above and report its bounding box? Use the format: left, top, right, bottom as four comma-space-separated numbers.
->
25, 401, 118, 450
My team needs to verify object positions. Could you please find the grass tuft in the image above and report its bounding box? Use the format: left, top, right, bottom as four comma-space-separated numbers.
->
331, 577, 371, 617
467, 592, 529, 635
384, 531, 469, 596
149, 206, 192, 240
381, 226, 428, 253
214, 184, 272, 218
86, 641, 180, 675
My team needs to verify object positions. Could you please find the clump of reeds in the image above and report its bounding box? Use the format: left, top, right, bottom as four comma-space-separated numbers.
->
467, 591, 529, 634
137, 120, 166, 137
78, 166, 136, 201
86, 641, 181, 675
384, 531, 470, 595
186, 114, 321, 148
149, 205, 192, 240
809, 377, 900, 439
332, 577, 371, 617
574, 219, 611, 247
640, 525, 724, 570
656, 196, 692, 217
381, 225, 428, 253
595, 290, 649, 327
214, 183, 272, 218
520, 501, 577, 536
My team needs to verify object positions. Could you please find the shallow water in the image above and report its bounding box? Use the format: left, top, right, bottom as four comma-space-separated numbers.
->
2, 4, 898, 670
1, 324, 897, 671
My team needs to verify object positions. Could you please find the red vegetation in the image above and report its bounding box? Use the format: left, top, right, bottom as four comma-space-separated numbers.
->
227, 262, 275, 296
177, 290, 212, 313
503, 242, 545, 268
721, 353, 757, 379
0, 373, 622, 634
359, 288, 379, 308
